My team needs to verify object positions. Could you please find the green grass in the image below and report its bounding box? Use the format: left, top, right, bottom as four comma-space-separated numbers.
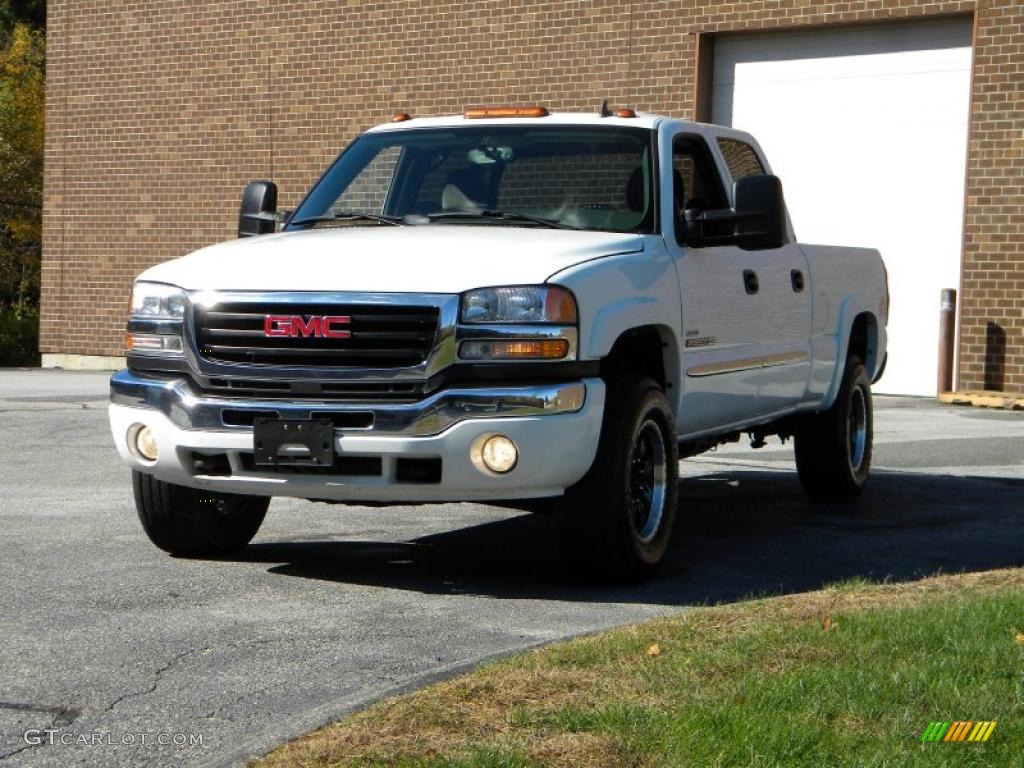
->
255, 570, 1024, 768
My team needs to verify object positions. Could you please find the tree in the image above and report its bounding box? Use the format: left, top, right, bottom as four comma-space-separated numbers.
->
0, 22, 43, 312
0, 2, 44, 39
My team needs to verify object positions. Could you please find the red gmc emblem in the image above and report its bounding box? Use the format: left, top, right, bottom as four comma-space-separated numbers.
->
263, 315, 351, 339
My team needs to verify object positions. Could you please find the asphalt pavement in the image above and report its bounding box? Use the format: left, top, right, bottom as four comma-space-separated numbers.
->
0, 369, 1021, 767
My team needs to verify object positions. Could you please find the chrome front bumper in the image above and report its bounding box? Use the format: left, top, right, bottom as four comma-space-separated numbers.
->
110, 369, 587, 437
108, 370, 605, 502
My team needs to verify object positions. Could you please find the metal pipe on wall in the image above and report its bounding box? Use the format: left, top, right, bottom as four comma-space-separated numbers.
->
937, 288, 957, 396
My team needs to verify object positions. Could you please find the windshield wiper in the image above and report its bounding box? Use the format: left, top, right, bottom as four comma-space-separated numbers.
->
290, 211, 403, 227
425, 210, 580, 230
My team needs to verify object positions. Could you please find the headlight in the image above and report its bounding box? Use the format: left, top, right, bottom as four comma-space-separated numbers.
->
461, 286, 577, 324
130, 282, 188, 319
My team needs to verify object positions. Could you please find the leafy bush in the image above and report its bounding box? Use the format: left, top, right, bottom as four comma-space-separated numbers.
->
0, 306, 38, 365
0, 23, 44, 312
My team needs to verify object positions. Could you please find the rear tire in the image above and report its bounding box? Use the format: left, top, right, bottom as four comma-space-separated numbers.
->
133, 471, 269, 556
794, 356, 873, 501
558, 374, 679, 582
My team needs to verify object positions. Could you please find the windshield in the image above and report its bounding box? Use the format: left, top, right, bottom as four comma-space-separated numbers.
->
287, 125, 657, 234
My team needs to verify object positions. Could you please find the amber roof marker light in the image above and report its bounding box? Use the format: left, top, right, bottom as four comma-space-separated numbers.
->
597, 101, 638, 119
391, 111, 413, 122
464, 106, 549, 119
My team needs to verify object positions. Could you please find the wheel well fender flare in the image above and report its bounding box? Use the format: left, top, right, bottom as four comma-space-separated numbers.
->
823, 295, 880, 408
589, 309, 680, 409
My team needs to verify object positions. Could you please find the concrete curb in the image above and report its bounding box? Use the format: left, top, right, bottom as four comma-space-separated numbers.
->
41, 354, 125, 371
939, 390, 1024, 410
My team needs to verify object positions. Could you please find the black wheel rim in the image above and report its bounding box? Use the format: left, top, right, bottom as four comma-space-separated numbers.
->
628, 418, 668, 544
848, 385, 868, 472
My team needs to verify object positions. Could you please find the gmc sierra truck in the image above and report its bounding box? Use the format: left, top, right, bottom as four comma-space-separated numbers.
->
110, 106, 888, 580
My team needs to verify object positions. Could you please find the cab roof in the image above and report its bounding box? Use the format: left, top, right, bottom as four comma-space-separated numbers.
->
366, 110, 666, 133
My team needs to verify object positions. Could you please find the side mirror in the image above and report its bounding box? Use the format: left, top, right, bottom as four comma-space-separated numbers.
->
238, 180, 278, 238
682, 207, 733, 246
733, 174, 788, 250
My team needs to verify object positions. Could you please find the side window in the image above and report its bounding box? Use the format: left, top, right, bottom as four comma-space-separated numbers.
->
717, 138, 765, 181
329, 145, 402, 215
672, 135, 728, 243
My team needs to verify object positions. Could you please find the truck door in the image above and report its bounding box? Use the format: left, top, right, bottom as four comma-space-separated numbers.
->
667, 132, 768, 435
714, 134, 813, 417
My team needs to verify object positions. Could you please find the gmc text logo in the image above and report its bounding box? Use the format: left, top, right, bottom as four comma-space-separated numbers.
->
263, 315, 352, 339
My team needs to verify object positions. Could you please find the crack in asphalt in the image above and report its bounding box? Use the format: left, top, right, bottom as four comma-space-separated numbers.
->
100, 647, 206, 717
0, 645, 235, 763
99, 636, 300, 722
0, 703, 78, 725
0, 742, 36, 763
0, 702, 80, 764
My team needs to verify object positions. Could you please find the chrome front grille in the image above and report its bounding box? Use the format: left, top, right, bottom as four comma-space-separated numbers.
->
193, 301, 440, 369
202, 377, 428, 401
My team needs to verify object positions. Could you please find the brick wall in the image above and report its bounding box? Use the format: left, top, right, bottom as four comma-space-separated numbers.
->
959, 1, 1023, 390
41, 0, 1023, 391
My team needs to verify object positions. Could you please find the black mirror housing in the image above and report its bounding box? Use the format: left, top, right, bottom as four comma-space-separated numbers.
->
238, 180, 278, 238
733, 174, 788, 250
681, 207, 734, 247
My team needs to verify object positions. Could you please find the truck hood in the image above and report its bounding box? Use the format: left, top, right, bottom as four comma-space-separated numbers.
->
139, 226, 644, 293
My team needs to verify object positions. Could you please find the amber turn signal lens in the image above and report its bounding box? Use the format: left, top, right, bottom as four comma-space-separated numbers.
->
459, 339, 570, 360
125, 333, 183, 352
544, 287, 578, 323
464, 106, 549, 119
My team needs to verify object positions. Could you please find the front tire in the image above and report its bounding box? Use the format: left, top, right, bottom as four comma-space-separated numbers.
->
133, 471, 269, 556
559, 374, 679, 582
794, 356, 873, 501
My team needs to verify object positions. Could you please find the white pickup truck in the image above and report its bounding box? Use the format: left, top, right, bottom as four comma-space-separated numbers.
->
110, 106, 888, 580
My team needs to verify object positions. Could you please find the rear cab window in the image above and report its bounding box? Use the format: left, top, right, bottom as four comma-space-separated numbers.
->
717, 138, 766, 181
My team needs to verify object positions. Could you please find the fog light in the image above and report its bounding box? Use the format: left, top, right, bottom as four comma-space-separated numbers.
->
480, 434, 518, 474
129, 423, 158, 461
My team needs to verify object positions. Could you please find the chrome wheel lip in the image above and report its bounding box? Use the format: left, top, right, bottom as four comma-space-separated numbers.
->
629, 418, 668, 544
848, 385, 868, 473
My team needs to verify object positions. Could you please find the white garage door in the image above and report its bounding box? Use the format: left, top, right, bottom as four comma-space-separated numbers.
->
713, 19, 973, 396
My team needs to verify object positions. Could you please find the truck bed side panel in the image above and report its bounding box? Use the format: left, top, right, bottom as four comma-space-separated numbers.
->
799, 244, 888, 407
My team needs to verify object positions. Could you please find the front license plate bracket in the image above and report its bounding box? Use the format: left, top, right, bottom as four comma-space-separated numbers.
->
253, 418, 335, 467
